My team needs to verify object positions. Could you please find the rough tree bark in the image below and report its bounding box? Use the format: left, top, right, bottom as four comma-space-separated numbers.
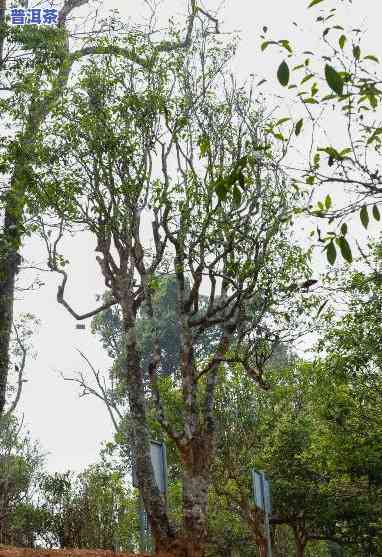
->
180, 442, 213, 557
240, 498, 270, 557
293, 525, 307, 557
120, 293, 176, 552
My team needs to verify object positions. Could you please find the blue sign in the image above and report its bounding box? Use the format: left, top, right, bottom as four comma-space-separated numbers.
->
132, 440, 168, 495
252, 469, 273, 557
0, 8, 59, 25
252, 469, 264, 510
132, 441, 167, 553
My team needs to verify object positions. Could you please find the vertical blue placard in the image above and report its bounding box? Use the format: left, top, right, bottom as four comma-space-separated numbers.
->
252, 468, 272, 514
262, 474, 272, 515
132, 440, 168, 496
252, 469, 273, 557
252, 468, 264, 510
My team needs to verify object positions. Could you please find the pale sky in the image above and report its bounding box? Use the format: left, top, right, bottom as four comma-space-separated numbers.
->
12, 0, 382, 473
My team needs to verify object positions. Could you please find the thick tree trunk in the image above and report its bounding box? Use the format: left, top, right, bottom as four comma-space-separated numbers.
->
252, 532, 268, 557
293, 526, 307, 557
258, 541, 268, 557
0, 251, 18, 415
0, 144, 39, 415
125, 361, 175, 551
120, 299, 176, 552
183, 455, 210, 557
296, 543, 306, 557
0, 208, 22, 415
181, 438, 212, 557
241, 499, 270, 557
121, 297, 214, 557
0, 0, 15, 417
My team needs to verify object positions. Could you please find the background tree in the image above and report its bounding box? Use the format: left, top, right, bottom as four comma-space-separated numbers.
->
211, 337, 382, 557
309, 241, 382, 555
211, 363, 335, 557
0, 413, 43, 546
35, 465, 139, 552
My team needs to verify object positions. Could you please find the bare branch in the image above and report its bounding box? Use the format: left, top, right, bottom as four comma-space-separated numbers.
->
62, 349, 123, 432
40, 220, 119, 320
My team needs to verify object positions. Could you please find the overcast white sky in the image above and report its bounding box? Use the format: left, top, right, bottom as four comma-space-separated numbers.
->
12, 0, 382, 474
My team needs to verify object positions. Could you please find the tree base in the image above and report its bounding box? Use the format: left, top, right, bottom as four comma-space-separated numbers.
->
156, 536, 204, 557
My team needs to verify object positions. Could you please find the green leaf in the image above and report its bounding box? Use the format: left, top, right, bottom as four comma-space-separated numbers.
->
261, 40, 277, 51
321, 94, 337, 101
338, 236, 352, 263
301, 73, 315, 84
306, 176, 315, 185
325, 194, 332, 210
339, 35, 346, 49
367, 128, 382, 145
295, 118, 304, 136
308, 0, 325, 6
279, 40, 293, 54
303, 98, 319, 104
340, 223, 348, 236
353, 45, 361, 60
325, 64, 344, 96
360, 205, 369, 229
277, 61, 290, 86
368, 95, 378, 110
326, 241, 337, 265
275, 117, 291, 126
373, 204, 381, 221
364, 55, 379, 63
